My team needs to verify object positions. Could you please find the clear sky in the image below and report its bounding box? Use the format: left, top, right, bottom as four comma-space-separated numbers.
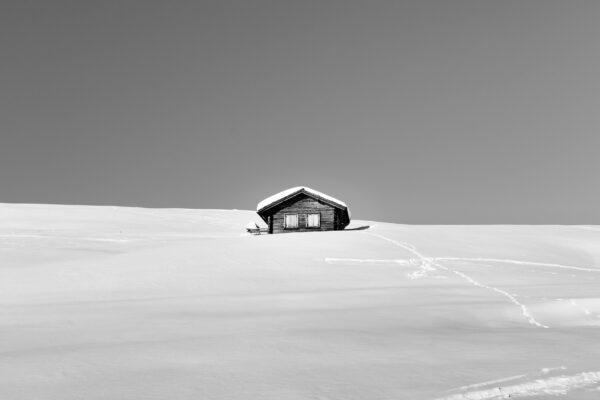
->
1, 1, 599, 223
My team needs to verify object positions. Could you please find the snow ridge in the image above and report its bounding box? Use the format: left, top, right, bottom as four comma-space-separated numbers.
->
436, 370, 600, 400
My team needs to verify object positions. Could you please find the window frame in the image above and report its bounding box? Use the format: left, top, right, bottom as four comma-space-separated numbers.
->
306, 213, 321, 228
283, 213, 299, 229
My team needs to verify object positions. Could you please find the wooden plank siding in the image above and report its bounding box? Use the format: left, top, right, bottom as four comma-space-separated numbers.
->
269, 193, 338, 234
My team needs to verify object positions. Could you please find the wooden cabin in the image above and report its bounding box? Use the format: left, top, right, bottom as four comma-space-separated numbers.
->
256, 187, 351, 234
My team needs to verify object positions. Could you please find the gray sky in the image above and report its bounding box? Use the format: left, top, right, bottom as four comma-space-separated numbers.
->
1, 0, 599, 223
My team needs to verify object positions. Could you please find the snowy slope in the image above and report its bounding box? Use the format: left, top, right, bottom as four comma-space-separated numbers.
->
1, 204, 600, 400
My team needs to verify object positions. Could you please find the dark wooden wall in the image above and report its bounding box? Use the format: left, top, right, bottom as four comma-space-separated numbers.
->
269, 193, 337, 234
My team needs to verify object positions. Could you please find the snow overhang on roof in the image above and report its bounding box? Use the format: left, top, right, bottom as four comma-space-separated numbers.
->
256, 186, 349, 213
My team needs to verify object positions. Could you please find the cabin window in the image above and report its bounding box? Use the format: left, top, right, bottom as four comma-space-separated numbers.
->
307, 213, 320, 228
284, 214, 299, 229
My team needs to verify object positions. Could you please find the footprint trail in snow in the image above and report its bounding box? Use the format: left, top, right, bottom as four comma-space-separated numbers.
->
362, 232, 549, 328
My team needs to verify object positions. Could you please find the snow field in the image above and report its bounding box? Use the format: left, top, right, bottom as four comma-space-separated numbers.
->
1, 205, 600, 399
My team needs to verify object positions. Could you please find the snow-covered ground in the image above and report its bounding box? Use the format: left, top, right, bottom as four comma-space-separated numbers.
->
1, 203, 600, 400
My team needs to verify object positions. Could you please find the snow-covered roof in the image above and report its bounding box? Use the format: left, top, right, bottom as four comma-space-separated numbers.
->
257, 186, 348, 212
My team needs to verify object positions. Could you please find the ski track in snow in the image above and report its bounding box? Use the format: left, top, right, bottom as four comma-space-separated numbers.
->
324, 258, 412, 266
445, 265, 548, 329
365, 233, 436, 279
364, 232, 549, 328
325, 256, 600, 275
446, 374, 527, 393
357, 234, 600, 400
435, 257, 600, 274
0, 234, 135, 243
446, 367, 566, 393
435, 370, 600, 400
540, 366, 568, 375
